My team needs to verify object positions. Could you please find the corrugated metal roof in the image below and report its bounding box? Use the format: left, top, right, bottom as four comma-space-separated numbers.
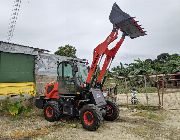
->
0, 41, 49, 55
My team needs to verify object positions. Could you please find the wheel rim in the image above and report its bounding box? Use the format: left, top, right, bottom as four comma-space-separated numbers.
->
106, 105, 113, 116
45, 106, 53, 118
83, 111, 94, 125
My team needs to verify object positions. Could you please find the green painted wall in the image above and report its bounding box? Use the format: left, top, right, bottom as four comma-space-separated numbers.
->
0, 52, 35, 82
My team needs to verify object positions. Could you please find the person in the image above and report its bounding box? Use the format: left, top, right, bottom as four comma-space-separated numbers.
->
131, 87, 138, 104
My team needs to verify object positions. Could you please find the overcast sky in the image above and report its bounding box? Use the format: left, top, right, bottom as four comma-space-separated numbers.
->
0, 0, 180, 67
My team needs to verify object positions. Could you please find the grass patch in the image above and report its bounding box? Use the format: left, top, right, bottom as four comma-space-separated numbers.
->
138, 87, 157, 93
134, 111, 165, 121
135, 104, 160, 111
121, 104, 160, 111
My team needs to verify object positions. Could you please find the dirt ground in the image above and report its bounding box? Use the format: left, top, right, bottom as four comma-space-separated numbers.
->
0, 92, 180, 140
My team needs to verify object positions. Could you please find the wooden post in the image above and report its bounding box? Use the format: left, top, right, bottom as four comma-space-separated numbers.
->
161, 75, 165, 107
144, 75, 148, 106
156, 75, 161, 107
124, 78, 128, 106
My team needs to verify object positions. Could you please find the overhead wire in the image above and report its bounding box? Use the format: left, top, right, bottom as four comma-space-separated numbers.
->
7, 0, 22, 42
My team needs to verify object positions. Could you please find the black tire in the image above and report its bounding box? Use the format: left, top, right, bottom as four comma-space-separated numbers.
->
80, 104, 103, 131
104, 100, 119, 121
44, 101, 61, 122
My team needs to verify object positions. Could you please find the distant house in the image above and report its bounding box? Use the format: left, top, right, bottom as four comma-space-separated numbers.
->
168, 72, 180, 87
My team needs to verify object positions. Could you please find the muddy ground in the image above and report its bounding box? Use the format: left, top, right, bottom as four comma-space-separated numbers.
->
0, 92, 180, 140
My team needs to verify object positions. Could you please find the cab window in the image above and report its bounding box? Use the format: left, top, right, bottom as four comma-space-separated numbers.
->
58, 63, 63, 77
64, 63, 73, 78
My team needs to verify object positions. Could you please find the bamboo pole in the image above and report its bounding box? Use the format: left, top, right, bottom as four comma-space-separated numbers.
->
144, 75, 148, 106
161, 75, 165, 107
156, 75, 161, 107
124, 78, 128, 106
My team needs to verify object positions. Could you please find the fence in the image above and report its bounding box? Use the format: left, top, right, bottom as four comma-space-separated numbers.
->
104, 73, 180, 108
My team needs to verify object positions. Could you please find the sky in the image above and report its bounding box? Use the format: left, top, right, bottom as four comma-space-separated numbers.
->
0, 0, 180, 68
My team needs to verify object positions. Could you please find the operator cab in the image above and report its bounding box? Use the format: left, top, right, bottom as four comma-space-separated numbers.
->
57, 60, 88, 95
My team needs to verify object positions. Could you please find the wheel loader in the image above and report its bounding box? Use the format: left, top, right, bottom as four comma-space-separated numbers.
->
35, 3, 146, 131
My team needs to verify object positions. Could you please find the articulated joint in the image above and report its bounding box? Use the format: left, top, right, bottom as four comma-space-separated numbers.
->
122, 32, 127, 38
112, 25, 118, 32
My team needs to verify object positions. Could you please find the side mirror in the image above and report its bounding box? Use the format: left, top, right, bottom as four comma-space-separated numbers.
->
74, 65, 78, 73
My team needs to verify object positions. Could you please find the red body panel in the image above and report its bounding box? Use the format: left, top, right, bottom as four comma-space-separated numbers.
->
44, 82, 59, 99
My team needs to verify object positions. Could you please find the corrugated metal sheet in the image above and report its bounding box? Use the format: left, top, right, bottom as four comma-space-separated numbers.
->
36, 53, 82, 76
0, 41, 38, 55
0, 82, 36, 96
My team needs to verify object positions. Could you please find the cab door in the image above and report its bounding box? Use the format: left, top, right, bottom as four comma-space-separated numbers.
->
58, 61, 76, 94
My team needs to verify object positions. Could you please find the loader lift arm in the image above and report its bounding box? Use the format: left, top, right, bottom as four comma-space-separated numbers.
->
86, 27, 126, 88
86, 3, 146, 89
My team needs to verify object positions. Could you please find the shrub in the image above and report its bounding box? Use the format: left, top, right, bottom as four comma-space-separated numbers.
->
0, 95, 32, 116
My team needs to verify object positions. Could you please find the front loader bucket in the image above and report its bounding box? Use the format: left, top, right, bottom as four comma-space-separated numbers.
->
109, 3, 146, 39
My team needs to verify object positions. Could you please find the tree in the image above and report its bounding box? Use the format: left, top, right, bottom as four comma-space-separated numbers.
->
157, 53, 169, 63
54, 44, 77, 58
154, 53, 180, 74
112, 62, 129, 77
111, 53, 180, 78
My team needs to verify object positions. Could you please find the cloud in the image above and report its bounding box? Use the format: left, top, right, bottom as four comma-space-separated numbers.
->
0, 0, 179, 68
